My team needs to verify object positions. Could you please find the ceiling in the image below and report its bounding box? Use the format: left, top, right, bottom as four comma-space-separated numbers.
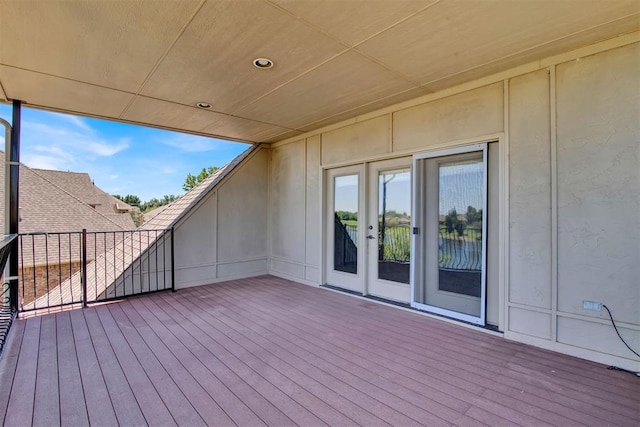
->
1, 0, 638, 144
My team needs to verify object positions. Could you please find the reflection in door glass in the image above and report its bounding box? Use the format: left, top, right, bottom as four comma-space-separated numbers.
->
334, 175, 358, 274
438, 160, 483, 297
378, 169, 411, 283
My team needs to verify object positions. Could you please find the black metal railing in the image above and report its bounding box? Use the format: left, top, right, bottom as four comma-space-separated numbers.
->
17, 228, 174, 312
0, 234, 17, 354
438, 227, 482, 271
334, 214, 358, 273
376, 224, 482, 271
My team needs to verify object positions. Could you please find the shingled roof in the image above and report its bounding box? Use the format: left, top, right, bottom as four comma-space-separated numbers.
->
0, 151, 135, 233
0, 151, 136, 266
27, 145, 257, 310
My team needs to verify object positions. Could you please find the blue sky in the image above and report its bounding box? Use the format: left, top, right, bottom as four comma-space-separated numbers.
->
0, 104, 250, 201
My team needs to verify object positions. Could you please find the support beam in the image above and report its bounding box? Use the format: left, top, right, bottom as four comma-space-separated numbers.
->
9, 100, 21, 311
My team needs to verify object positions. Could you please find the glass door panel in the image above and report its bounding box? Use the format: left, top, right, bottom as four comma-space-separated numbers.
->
434, 158, 484, 315
334, 175, 359, 274
325, 165, 364, 293
377, 169, 411, 284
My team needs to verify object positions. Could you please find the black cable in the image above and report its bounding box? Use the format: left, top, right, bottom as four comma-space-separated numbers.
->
602, 304, 640, 359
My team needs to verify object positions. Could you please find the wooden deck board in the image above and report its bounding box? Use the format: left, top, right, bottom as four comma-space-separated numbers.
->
0, 275, 638, 427
4, 317, 41, 426
33, 314, 59, 427
55, 312, 89, 427
0, 318, 25, 424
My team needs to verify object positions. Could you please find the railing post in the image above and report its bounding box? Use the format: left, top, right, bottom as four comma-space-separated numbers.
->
170, 227, 175, 292
81, 229, 87, 307
8, 101, 21, 314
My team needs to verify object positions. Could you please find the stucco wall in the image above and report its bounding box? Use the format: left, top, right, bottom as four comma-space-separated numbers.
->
174, 147, 269, 288
267, 40, 639, 370
507, 43, 639, 371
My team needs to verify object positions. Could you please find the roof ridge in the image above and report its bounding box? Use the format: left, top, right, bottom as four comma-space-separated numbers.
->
27, 167, 132, 230
30, 168, 90, 176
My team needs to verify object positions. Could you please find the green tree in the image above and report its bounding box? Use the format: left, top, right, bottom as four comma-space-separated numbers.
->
444, 208, 466, 236
465, 205, 482, 226
183, 166, 220, 192
112, 194, 141, 206
139, 194, 179, 213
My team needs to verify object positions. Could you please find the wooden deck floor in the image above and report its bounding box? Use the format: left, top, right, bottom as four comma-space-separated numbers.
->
0, 275, 638, 426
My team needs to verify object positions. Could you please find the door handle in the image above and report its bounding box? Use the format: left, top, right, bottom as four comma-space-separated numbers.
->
366, 235, 376, 240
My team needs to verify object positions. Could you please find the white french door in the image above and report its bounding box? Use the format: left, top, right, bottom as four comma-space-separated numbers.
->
323, 144, 490, 326
366, 157, 412, 302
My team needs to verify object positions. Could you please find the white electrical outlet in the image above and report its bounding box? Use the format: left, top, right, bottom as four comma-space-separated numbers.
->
583, 300, 602, 311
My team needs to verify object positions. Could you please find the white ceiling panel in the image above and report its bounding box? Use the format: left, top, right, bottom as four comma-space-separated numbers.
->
0, 66, 133, 118
197, 110, 297, 143
125, 96, 295, 142
123, 96, 231, 135
270, 0, 435, 46
426, 13, 640, 92
235, 50, 417, 129
0, 0, 200, 93
356, 0, 640, 86
140, 0, 348, 113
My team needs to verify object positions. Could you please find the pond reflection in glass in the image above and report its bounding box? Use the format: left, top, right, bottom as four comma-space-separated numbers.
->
438, 160, 483, 297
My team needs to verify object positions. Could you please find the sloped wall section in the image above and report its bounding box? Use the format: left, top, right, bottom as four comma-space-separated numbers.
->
173, 146, 269, 288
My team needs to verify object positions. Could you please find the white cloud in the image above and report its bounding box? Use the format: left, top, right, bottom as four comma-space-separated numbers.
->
52, 112, 93, 133
21, 153, 67, 170
20, 118, 129, 171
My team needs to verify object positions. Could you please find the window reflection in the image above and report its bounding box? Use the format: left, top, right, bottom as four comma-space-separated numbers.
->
378, 169, 411, 283
334, 175, 358, 274
438, 160, 483, 297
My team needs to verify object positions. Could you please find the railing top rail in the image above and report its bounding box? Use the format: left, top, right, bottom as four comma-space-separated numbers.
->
18, 228, 171, 237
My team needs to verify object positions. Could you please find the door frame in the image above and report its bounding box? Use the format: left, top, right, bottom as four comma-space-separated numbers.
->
411, 143, 488, 325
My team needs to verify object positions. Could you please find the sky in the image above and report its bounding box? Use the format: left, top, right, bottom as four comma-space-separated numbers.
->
0, 104, 250, 201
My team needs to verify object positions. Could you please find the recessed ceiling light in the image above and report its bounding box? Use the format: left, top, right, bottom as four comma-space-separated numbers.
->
253, 58, 274, 69
196, 102, 212, 109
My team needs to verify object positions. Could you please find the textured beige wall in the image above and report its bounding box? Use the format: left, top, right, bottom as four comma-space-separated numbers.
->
393, 83, 503, 151
270, 141, 306, 263
508, 69, 552, 312
175, 192, 216, 269
321, 116, 390, 165
504, 44, 639, 369
555, 44, 639, 357
218, 149, 269, 263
